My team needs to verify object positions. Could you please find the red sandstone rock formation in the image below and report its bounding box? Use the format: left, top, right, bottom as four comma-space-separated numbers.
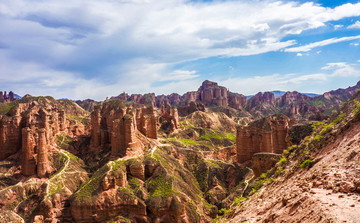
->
90, 101, 157, 157
136, 106, 157, 139
0, 97, 88, 178
177, 101, 206, 116
251, 153, 281, 178
159, 102, 179, 133
111, 113, 142, 157
0, 91, 16, 103
37, 128, 51, 178
228, 92, 247, 109
236, 114, 295, 162
198, 80, 228, 107
247, 92, 275, 110
21, 127, 36, 176
276, 91, 311, 107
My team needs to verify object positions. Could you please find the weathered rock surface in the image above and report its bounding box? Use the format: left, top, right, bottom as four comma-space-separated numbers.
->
228, 91, 360, 223
236, 114, 295, 162
0, 91, 16, 103
251, 153, 281, 178
186, 111, 237, 132
159, 102, 179, 133
0, 210, 24, 223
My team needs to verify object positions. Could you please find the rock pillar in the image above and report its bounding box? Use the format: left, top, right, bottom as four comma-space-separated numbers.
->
37, 128, 49, 178
21, 127, 36, 176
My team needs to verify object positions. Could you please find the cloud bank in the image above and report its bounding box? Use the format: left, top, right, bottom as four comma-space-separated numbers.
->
0, 0, 360, 99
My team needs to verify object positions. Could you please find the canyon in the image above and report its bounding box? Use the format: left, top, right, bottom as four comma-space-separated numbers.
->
0, 80, 359, 222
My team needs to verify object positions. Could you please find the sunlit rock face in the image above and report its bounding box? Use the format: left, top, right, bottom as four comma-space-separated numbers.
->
236, 114, 295, 162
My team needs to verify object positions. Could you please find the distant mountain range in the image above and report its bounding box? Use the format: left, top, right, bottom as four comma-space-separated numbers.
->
246, 91, 320, 99
75, 80, 360, 123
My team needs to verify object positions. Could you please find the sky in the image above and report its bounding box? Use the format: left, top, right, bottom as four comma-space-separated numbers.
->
0, 0, 360, 100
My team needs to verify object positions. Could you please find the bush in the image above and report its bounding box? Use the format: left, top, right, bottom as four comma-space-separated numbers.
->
279, 157, 287, 163
300, 159, 312, 169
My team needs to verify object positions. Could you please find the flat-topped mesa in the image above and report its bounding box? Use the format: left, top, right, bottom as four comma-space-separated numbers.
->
236, 114, 295, 163
198, 80, 228, 107
0, 91, 16, 103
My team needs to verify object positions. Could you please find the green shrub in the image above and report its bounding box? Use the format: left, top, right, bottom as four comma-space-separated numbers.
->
218, 208, 231, 215
279, 157, 287, 163
234, 196, 246, 205
300, 159, 312, 169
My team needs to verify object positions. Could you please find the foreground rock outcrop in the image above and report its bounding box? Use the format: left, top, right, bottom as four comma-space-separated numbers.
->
236, 114, 295, 162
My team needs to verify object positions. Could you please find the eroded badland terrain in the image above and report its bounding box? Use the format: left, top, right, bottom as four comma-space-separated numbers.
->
0, 80, 359, 222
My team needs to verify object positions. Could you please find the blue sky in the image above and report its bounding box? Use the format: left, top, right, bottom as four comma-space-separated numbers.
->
0, 0, 360, 100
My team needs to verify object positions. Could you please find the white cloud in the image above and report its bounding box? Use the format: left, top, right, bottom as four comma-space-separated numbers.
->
1, 1, 360, 98
219, 62, 360, 95
334, 24, 343, 29
321, 62, 348, 70
297, 53, 303, 56
285, 35, 360, 52
321, 62, 360, 77
348, 21, 360, 29
350, 42, 359, 46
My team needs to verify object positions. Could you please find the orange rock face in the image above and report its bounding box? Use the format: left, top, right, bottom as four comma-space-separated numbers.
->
159, 102, 179, 133
0, 98, 88, 177
37, 128, 51, 178
90, 102, 158, 158
236, 114, 295, 162
198, 80, 228, 107
136, 106, 157, 139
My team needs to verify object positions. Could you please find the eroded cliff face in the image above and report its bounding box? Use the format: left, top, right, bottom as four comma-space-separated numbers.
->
0, 97, 88, 177
236, 114, 295, 162
90, 101, 158, 158
159, 102, 179, 134
228, 91, 360, 223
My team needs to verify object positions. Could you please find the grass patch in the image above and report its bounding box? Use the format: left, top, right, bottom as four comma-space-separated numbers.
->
76, 164, 110, 199
149, 176, 174, 198
56, 133, 73, 149
67, 116, 88, 124
0, 102, 14, 115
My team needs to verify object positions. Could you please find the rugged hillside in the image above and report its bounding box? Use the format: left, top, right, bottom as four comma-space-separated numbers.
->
94, 80, 360, 124
227, 91, 360, 222
1, 85, 360, 222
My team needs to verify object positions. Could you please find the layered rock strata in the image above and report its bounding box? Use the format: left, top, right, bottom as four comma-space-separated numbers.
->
236, 114, 295, 162
90, 102, 158, 157
159, 102, 179, 133
0, 97, 87, 177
